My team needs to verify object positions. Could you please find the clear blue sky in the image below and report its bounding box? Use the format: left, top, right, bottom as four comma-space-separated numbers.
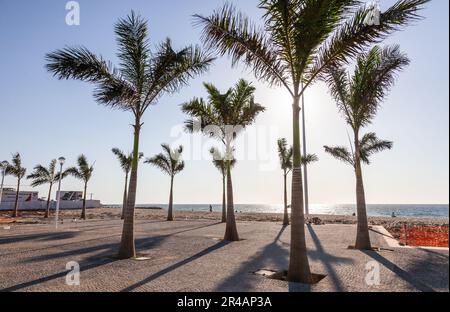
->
0, 0, 448, 205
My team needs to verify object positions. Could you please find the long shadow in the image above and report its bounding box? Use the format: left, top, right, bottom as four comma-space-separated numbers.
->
362, 250, 436, 292
24, 222, 223, 263
213, 226, 311, 292
121, 241, 230, 292
2, 222, 222, 291
0, 231, 80, 245
307, 225, 354, 292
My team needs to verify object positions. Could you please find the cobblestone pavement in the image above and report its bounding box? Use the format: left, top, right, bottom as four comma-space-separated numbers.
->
0, 219, 448, 292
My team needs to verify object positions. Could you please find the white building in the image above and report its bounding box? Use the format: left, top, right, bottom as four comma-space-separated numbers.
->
0, 188, 39, 202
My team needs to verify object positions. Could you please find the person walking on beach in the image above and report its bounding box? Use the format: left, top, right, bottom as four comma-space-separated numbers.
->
209, 205, 213, 213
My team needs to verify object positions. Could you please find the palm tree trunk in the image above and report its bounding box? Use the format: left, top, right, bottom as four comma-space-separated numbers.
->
12, 178, 20, 218
118, 120, 140, 259
354, 130, 372, 250
81, 182, 87, 220
224, 164, 239, 241
283, 173, 289, 226
121, 172, 128, 220
167, 176, 174, 221
45, 183, 53, 218
288, 96, 312, 284
221, 174, 226, 223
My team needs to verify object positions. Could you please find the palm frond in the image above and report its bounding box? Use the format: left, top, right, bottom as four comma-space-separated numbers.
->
301, 153, 319, 165
277, 138, 293, 171
307, 0, 429, 86
324, 145, 354, 167
143, 41, 214, 114
359, 132, 393, 164
194, 3, 292, 94
5, 153, 26, 179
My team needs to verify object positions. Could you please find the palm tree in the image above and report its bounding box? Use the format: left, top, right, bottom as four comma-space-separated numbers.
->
277, 138, 293, 226
5, 153, 26, 218
65, 155, 94, 220
46, 12, 213, 259
210, 147, 236, 223
145, 144, 185, 221
112, 148, 143, 220
278, 139, 318, 225
194, 0, 428, 283
324, 45, 407, 250
27, 160, 67, 218
182, 79, 265, 241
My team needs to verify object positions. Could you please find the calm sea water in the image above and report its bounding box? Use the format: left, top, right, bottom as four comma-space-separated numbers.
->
106, 204, 449, 219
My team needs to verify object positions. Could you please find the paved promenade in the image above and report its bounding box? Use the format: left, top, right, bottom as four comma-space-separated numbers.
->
0, 219, 448, 292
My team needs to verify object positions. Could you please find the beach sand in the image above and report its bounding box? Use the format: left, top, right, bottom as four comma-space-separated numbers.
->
1, 207, 448, 247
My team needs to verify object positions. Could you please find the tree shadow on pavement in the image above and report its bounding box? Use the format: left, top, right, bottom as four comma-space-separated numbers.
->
362, 250, 439, 292
121, 241, 230, 292
2, 222, 221, 291
307, 225, 354, 292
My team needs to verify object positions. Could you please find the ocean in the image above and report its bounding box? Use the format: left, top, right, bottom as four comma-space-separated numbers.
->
105, 204, 449, 219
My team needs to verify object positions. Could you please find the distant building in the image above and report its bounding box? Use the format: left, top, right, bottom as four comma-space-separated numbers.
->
0, 188, 39, 203
57, 191, 83, 201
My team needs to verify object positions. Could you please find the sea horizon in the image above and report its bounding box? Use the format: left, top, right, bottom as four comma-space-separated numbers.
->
103, 203, 450, 219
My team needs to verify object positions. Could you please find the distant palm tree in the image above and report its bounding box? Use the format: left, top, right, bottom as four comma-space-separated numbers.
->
46, 11, 213, 259
112, 148, 143, 220
145, 144, 185, 221
278, 139, 318, 225
210, 147, 236, 223
182, 79, 265, 241
27, 159, 67, 218
66, 155, 94, 220
5, 153, 26, 218
324, 45, 408, 250
194, 0, 428, 283
277, 139, 293, 226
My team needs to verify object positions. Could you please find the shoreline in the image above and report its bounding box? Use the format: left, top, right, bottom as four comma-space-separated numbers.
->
1, 207, 448, 226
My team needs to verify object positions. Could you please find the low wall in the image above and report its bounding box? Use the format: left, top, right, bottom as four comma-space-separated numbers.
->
0, 200, 102, 211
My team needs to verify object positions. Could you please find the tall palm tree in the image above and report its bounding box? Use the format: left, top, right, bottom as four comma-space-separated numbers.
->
112, 148, 143, 220
145, 144, 185, 221
27, 160, 67, 218
5, 153, 26, 218
324, 45, 407, 250
182, 79, 265, 241
194, 0, 428, 283
210, 147, 236, 223
65, 155, 94, 220
278, 139, 318, 225
46, 12, 213, 259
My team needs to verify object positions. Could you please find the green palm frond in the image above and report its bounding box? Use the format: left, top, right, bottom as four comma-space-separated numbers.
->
307, 0, 427, 86
277, 138, 293, 172
5, 153, 26, 179
326, 45, 409, 129
301, 154, 319, 165
27, 159, 60, 187
66, 155, 94, 183
210, 147, 237, 175
195, 0, 428, 98
324, 145, 355, 167
194, 3, 291, 93
46, 11, 213, 119
145, 144, 185, 177
359, 132, 393, 164
182, 80, 265, 144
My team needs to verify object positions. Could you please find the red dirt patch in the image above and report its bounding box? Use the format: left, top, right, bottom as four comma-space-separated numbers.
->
390, 225, 449, 248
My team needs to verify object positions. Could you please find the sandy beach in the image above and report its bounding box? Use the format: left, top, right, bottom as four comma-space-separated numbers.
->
1, 207, 448, 247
